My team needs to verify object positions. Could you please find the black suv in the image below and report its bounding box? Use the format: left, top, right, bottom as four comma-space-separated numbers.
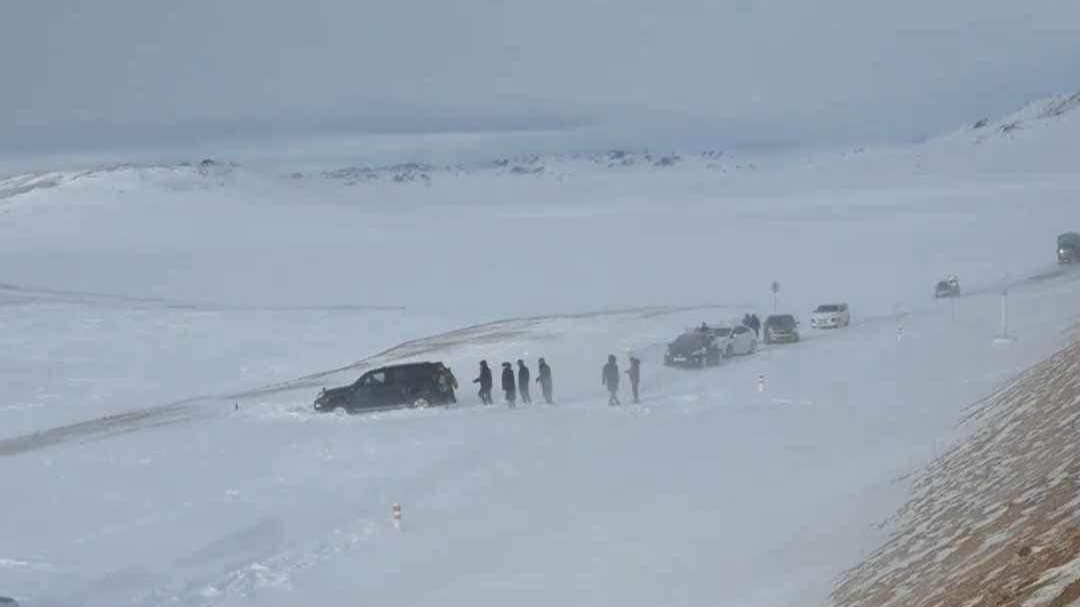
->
314, 362, 458, 413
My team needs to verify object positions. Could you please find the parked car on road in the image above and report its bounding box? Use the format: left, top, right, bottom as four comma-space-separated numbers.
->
314, 362, 457, 413
810, 303, 850, 329
934, 275, 960, 298
763, 314, 800, 344
664, 324, 756, 368
1058, 232, 1080, 264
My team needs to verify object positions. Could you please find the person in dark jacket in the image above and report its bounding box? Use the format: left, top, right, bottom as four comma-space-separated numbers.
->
437, 366, 459, 404
517, 359, 532, 404
473, 360, 493, 404
602, 354, 620, 406
748, 314, 761, 338
536, 357, 553, 404
627, 356, 641, 403
501, 362, 517, 407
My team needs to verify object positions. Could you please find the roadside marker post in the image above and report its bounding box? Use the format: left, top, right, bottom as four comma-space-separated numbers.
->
392, 503, 402, 530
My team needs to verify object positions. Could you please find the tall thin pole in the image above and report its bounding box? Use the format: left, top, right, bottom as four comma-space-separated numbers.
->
1000, 288, 1009, 339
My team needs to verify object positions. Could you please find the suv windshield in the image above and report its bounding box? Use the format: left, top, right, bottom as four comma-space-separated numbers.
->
816, 305, 841, 313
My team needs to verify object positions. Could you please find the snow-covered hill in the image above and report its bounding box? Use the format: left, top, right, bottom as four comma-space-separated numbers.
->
2, 93, 1080, 606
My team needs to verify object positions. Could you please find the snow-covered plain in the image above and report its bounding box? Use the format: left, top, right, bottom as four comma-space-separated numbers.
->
2, 95, 1080, 606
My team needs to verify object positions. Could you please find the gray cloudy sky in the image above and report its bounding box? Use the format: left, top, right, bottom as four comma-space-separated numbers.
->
4, 0, 1080, 155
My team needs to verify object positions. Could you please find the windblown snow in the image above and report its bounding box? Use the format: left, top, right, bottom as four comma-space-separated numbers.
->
2, 93, 1080, 607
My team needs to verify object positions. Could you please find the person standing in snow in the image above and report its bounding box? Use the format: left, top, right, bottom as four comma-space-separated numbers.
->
749, 314, 761, 338
627, 355, 641, 403
501, 362, 517, 407
602, 354, 621, 406
536, 357, 554, 404
437, 366, 459, 403
474, 360, 493, 404
517, 359, 532, 404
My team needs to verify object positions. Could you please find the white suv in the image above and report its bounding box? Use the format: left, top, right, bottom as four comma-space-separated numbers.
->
810, 303, 850, 329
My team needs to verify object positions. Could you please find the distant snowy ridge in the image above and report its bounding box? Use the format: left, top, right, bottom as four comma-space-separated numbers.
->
831, 334, 1080, 607
943, 89, 1080, 144
0, 149, 744, 201
0, 159, 237, 202
3, 89, 1080, 202
288, 149, 734, 185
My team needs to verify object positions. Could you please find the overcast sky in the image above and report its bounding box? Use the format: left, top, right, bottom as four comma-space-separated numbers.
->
4, 0, 1080, 157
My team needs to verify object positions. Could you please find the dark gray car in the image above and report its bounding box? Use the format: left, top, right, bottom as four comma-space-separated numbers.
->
1059, 232, 1080, 263
665, 329, 722, 368
763, 314, 800, 344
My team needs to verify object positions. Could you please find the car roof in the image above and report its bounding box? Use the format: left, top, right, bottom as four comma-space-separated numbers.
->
366, 362, 445, 373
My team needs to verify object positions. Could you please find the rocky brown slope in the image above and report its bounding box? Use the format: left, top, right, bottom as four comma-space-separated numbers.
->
832, 335, 1080, 607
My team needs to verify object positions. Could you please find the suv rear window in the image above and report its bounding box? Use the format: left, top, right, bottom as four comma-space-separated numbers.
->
767, 315, 796, 329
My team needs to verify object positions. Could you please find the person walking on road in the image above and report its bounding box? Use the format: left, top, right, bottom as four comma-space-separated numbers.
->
627, 355, 641, 403
517, 360, 532, 404
602, 354, 621, 406
536, 357, 554, 404
474, 360, 493, 404
501, 362, 517, 407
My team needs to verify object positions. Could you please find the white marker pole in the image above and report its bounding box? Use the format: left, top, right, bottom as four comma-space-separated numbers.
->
896, 323, 903, 343
392, 503, 402, 530
1000, 288, 1009, 340
757, 374, 766, 393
